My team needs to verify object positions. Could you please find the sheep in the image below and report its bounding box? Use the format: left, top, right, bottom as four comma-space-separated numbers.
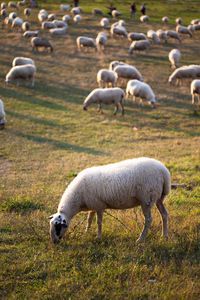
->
62, 15, 70, 23
5, 64, 36, 87
24, 8, 31, 17
112, 10, 122, 18
9, 12, 17, 19
4, 17, 13, 26
97, 69, 117, 88
52, 20, 67, 28
12, 17, 23, 30
168, 65, 200, 85
118, 19, 125, 27
38, 10, 48, 23
165, 30, 181, 43
1, 3, 7, 9
23, 30, 39, 38
128, 32, 147, 42
73, 14, 82, 24
128, 40, 150, 54
156, 29, 168, 43
12, 57, 35, 67
168, 49, 181, 69
191, 19, 200, 25
114, 65, 143, 82
193, 24, 200, 31
96, 32, 107, 51
41, 21, 56, 30
17, 0, 26, 7
76, 36, 97, 52
187, 24, 195, 33
83, 88, 125, 115
49, 157, 171, 244
60, 4, 71, 11
147, 30, 160, 44
31, 37, 54, 53
140, 15, 149, 23
71, 7, 82, 15
22, 21, 31, 32
0, 99, 6, 130
49, 26, 67, 35
48, 13, 56, 21
162, 16, 169, 24
110, 25, 128, 38
176, 17, 182, 25
126, 79, 156, 107
1, 9, 7, 18
176, 25, 192, 37
191, 79, 200, 105
109, 61, 127, 71
92, 8, 104, 16
8, 2, 17, 9
100, 17, 109, 28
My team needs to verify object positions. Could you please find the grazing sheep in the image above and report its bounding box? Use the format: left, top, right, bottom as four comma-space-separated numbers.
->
52, 20, 67, 28
112, 10, 122, 18
48, 13, 56, 21
110, 25, 128, 38
128, 32, 147, 42
147, 30, 160, 44
38, 10, 48, 23
17, 0, 26, 7
193, 24, 200, 31
49, 157, 170, 243
118, 19, 125, 27
162, 16, 169, 24
176, 25, 192, 37
71, 7, 82, 15
31, 37, 54, 52
126, 79, 156, 107
76, 36, 97, 51
187, 24, 195, 33
92, 8, 104, 16
97, 69, 117, 88
100, 17, 109, 28
23, 30, 39, 38
12, 57, 35, 67
166, 30, 181, 43
9, 12, 17, 19
73, 14, 82, 24
5, 64, 36, 86
1, 9, 7, 18
0, 99, 6, 130
140, 15, 149, 23
176, 17, 182, 25
41, 21, 56, 30
12, 17, 23, 30
62, 15, 70, 23
191, 79, 200, 105
96, 32, 107, 51
24, 8, 31, 17
22, 21, 31, 32
156, 29, 168, 43
168, 65, 200, 85
83, 87, 125, 115
129, 40, 150, 54
4, 17, 13, 26
114, 65, 143, 82
49, 26, 67, 35
8, 2, 17, 9
109, 61, 127, 71
1, 3, 7, 9
60, 4, 71, 11
191, 19, 200, 25
168, 49, 181, 69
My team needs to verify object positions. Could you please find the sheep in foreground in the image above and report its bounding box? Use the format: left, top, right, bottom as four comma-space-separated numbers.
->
83, 88, 125, 115
100, 17, 109, 28
76, 36, 97, 52
191, 80, 200, 105
156, 29, 168, 43
0, 99, 6, 130
92, 8, 104, 16
12, 57, 35, 67
5, 64, 36, 87
128, 32, 147, 42
126, 79, 156, 107
147, 30, 160, 44
31, 37, 54, 52
168, 65, 200, 85
96, 32, 107, 51
49, 157, 170, 243
187, 24, 195, 33
12, 17, 23, 30
166, 30, 181, 43
114, 65, 143, 82
168, 49, 181, 69
176, 25, 192, 37
23, 30, 38, 38
129, 40, 150, 54
140, 15, 149, 23
97, 69, 117, 88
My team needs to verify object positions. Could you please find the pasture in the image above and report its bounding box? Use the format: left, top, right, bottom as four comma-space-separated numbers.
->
0, 0, 200, 298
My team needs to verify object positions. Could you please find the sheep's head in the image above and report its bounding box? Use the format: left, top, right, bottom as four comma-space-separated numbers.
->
49, 212, 69, 243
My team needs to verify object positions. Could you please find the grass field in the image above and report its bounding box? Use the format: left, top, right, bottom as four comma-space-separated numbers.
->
0, 0, 200, 299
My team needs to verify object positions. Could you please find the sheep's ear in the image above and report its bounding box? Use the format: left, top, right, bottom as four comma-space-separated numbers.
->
48, 215, 54, 219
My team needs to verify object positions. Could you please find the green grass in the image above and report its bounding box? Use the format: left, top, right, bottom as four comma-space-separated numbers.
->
0, 0, 200, 299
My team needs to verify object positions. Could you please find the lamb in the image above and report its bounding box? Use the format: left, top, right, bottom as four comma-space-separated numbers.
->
12, 57, 35, 67
83, 88, 125, 115
100, 17, 109, 28
31, 37, 54, 53
191, 79, 200, 105
76, 36, 97, 52
5, 64, 36, 87
156, 29, 168, 43
126, 79, 156, 107
110, 25, 128, 38
168, 65, 200, 85
112, 10, 122, 18
60, 4, 71, 11
23, 30, 39, 38
191, 19, 200, 25
73, 14, 82, 24
22, 21, 31, 32
24, 8, 31, 17
168, 49, 181, 69
165, 30, 181, 43
140, 15, 149, 23
176, 25, 192, 37
49, 157, 170, 244
128, 40, 150, 54
147, 30, 160, 44
114, 65, 143, 82
49, 26, 67, 35
176, 17, 182, 25
97, 69, 117, 88
0, 99, 6, 130
92, 8, 104, 16
96, 32, 107, 51
128, 32, 147, 42
62, 15, 70, 23
12, 17, 23, 30
162, 16, 169, 24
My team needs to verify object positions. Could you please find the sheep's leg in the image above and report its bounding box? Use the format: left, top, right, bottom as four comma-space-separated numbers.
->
156, 199, 168, 239
96, 210, 103, 239
113, 103, 119, 115
192, 94, 195, 104
85, 211, 95, 232
136, 205, 152, 243
97, 103, 103, 113
120, 100, 124, 115
139, 98, 144, 107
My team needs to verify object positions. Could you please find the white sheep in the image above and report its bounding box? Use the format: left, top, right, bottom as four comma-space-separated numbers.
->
49, 26, 67, 35
22, 21, 31, 32
128, 32, 147, 42
1, 3, 7, 9
147, 30, 160, 44
5, 64, 36, 86
97, 69, 117, 88
12, 17, 23, 30
140, 15, 149, 23
1, 9, 7, 18
83, 87, 125, 115
128, 40, 150, 54
191, 80, 200, 105
96, 32, 107, 51
17, 0, 26, 7
100, 17, 109, 28
4, 17, 13, 26
0, 99, 6, 130
60, 4, 71, 11
168, 49, 181, 69
41, 21, 56, 30
48, 13, 56, 21
176, 25, 192, 37
92, 8, 104, 16
71, 7, 82, 15
165, 30, 181, 43
23, 30, 39, 38
52, 20, 67, 28
112, 9, 122, 18
114, 65, 143, 82
110, 25, 128, 38
168, 65, 200, 85
38, 10, 48, 23
126, 79, 156, 107
73, 14, 82, 24
49, 157, 170, 243
191, 19, 200, 25
109, 61, 127, 71
187, 24, 195, 33
162, 16, 169, 24
193, 24, 200, 31
24, 8, 31, 17
156, 29, 168, 43
76, 36, 97, 52
8, 2, 17, 9
9, 12, 17, 19
62, 15, 70, 23
176, 17, 182, 25
118, 19, 125, 27
12, 57, 35, 67
31, 37, 54, 52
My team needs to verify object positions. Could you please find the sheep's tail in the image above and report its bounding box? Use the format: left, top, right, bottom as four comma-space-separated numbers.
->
162, 168, 171, 196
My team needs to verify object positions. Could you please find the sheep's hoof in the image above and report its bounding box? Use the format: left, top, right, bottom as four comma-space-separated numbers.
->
136, 237, 145, 244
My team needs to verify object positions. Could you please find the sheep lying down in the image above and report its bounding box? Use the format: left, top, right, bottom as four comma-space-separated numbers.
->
49, 157, 171, 244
